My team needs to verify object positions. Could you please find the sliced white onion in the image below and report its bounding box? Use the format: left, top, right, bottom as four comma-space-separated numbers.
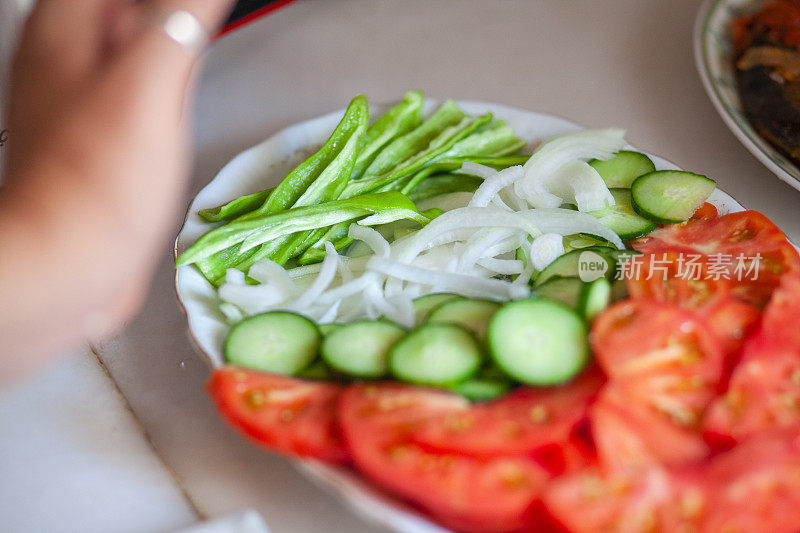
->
219, 302, 245, 323
367, 256, 529, 301
289, 242, 340, 311
476, 258, 524, 275
225, 268, 246, 285
546, 161, 615, 212
394, 207, 541, 263
457, 228, 519, 271
469, 165, 524, 208
459, 162, 500, 179
218, 283, 286, 315
317, 299, 341, 324
248, 259, 295, 296
529, 233, 565, 271
517, 128, 626, 208
348, 224, 390, 257
518, 208, 624, 249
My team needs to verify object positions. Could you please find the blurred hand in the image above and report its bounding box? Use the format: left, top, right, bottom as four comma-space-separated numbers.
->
0, 0, 235, 383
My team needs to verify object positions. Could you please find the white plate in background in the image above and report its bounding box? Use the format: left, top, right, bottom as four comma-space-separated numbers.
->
694, 0, 800, 193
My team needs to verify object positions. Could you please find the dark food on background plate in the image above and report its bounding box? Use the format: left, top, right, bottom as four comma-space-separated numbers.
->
733, 0, 800, 161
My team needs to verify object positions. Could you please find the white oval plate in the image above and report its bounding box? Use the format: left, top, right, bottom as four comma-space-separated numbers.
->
694, 0, 800, 193
175, 101, 743, 533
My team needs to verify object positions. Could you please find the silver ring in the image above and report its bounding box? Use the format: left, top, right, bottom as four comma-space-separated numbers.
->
152, 9, 209, 55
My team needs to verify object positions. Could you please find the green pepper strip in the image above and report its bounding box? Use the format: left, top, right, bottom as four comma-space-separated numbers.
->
297, 155, 528, 265
400, 155, 531, 195
191, 95, 369, 281
176, 192, 428, 267
197, 188, 273, 223
274, 102, 489, 268
342, 110, 493, 199
351, 90, 424, 180
199, 91, 423, 226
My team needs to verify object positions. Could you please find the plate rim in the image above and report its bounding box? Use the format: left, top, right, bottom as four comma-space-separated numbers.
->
693, 0, 800, 193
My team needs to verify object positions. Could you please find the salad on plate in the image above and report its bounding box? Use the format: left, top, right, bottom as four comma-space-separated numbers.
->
176, 92, 800, 533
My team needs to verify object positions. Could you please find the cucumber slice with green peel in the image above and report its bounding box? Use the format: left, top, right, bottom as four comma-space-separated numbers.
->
296, 360, 333, 380
611, 279, 629, 302
578, 277, 612, 321
321, 320, 405, 378
426, 298, 501, 343
412, 293, 462, 325
631, 170, 716, 224
535, 248, 617, 286
389, 324, 482, 386
533, 276, 585, 308
452, 376, 513, 402
562, 233, 615, 253
589, 188, 657, 241
224, 312, 321, 375
488, 300, 589, 386
319, 323, 344, 336
589, 150, 656, 188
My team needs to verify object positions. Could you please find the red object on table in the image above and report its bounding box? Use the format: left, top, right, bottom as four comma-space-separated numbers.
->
216, 0, 299, 38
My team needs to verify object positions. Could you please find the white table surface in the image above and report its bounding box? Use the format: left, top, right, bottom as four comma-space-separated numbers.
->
4, 0, 800, 532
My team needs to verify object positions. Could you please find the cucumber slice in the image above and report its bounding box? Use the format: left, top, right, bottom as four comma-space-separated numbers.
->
535, 248, 616, 286
589, 188, 657, 241
562, 233, 615, 253
578, 278, 612, 321
533, 276, 585, 308
389, 324, 482, 386
412, 293, 462, 325
488, 300, 589, 386
319, 323, 344, 336
321, 320, 405, 378
589, 150, 656, 188
297, 360, 333, 380
426, 298, 501, 343
631, 170, 716, 224
452, 376, 513, 402
224, 312, 321, 375
611, 278, 629, 302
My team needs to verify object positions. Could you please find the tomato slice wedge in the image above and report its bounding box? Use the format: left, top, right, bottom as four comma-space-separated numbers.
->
690, 430, 800, 533
207, 367, 348, 463
704, 273, 800, 442
625, 253, 761, 358
591, 299, 725, 428
631, 210, 800, 307
412, 368, 604, 462
590, 385, 709, 473
338, 383, 553, 533
690, 202, 718, 221
543, 465, 702, 533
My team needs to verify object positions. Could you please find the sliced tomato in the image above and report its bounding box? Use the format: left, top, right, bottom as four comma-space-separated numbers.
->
631, 210, 800, 307
543, 465, 703, 533
626, 253, 761, 358
412, 368, 605, 463
702, 297, 761, 359
590, 385, 709, 473
692, 430, 800, 533
625, 252, 731, 313
690, 202, 718, 221
338, 383, 552, 533
591, 299, 725, 428
760, 271, 800, 347
207, 366, 348, 463
704, 273, 800, 442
